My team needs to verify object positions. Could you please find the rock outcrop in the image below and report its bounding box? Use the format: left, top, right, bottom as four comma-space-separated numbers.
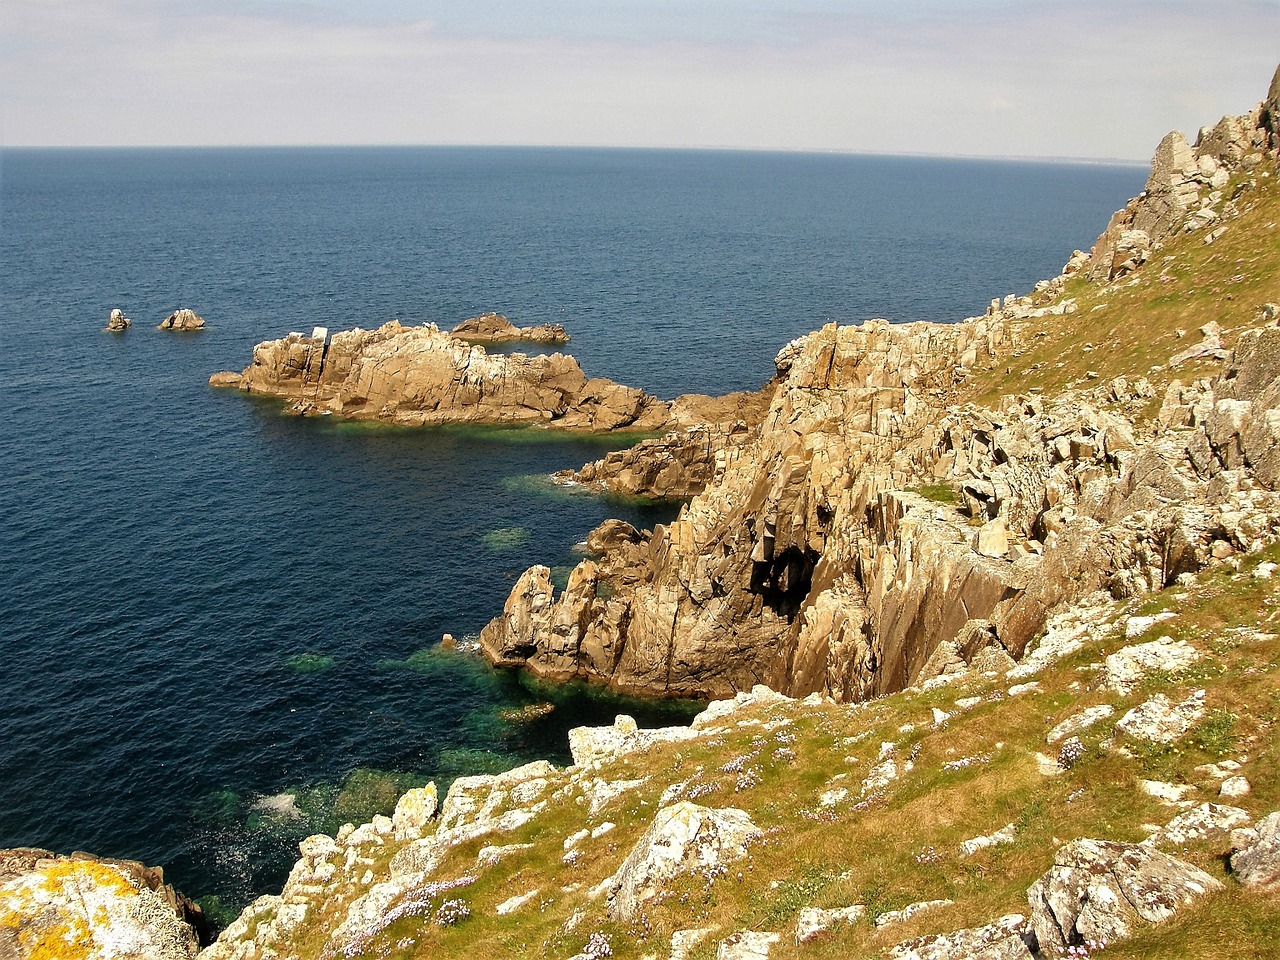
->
555, 389, 775, 499
0, 849, 204, 959
158, 308, 206, 331
1027, 839, 1222, 955
1087, 67, 1279, 283
481, 85, 1280, 703
105, 308, 131, 332
450, 312, 570, 344
210, 321, 673, 431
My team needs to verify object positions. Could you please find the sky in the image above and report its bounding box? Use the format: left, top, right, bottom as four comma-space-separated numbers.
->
1, 0, 1277, 159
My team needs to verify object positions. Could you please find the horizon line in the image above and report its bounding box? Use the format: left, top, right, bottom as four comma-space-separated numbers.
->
0, 141, 1150, 168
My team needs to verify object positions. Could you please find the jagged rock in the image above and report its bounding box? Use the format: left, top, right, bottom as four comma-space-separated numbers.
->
0, 849, 203, 960
1114, 690, 1206, 743
602, 802, 759, 919
1230, 811, 1280, 888
1046, 705, 1115, 743
450, 312, 569, 344
888, 914, 1034, 960
584, 519, 644, 555
717, 930, 780, 959
566, 714, 700, 769
1102, 638, 1201, 694
391, 783, 438, 841
1027, 838, 1223, 956
157, 308, 206, 331
215, 321, 671, 431
795, 904, 865, 943
105, 308, 131, 331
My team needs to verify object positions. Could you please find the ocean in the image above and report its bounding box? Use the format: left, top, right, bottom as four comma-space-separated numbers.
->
0, 146, 1145, 919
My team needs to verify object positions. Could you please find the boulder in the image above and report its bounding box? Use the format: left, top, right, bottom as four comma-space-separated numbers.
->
1027, 838, 1223, 955
1143, 802, 1251, 849
716, 930, 780, 959
602, 802, 760, 919
391, 783, 438, 841
105, 308, 131, 331
157, 308, 206, 331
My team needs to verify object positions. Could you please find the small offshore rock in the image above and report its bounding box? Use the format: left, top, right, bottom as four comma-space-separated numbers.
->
105, 307, 131, 331
157, 308, 206, 331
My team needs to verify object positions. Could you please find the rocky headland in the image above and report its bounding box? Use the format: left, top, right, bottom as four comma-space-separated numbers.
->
209, 320, 766, 432
8, 65, 1280, 960
451, 312, 571, 345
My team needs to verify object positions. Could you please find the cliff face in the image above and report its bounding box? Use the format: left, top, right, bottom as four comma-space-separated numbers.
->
212, 321, 673, 431
481, 75, 1280, 702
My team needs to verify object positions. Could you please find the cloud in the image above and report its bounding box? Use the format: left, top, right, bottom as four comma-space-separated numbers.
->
1, 0, 1277, 156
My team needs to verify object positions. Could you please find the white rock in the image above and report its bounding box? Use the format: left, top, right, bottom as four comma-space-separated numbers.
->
876, 899, 954, 928
1220, 776, 1251, 799
1231, 811, 1280, 888
496, 889, 540, 915
1115, 690, 1206, 743
591, 821, 616, 839
564, 828, 589, 851
795, 904, 866, 943
1007, 682, 1040, 697
603, 802, 760, 919
1046, 705, 1116, 743
1124, 612, 1177, 639
1144, 802, 1251, 848
1103, 639, 1200, 694
1139, 780, 1196, 805
961, 824, 1017, 856
887, 913, 1033, 960
718, 931, 781, 959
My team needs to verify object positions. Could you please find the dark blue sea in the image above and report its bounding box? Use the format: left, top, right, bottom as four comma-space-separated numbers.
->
0, 146, 1145, 920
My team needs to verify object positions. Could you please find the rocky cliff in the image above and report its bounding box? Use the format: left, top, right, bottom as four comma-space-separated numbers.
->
481, 69, 1280, 703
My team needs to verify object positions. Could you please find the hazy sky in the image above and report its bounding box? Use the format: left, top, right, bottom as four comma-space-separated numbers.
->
2, 0, 1277, 158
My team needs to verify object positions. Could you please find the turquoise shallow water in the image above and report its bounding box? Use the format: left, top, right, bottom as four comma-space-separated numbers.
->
0, 146, 1145, 915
